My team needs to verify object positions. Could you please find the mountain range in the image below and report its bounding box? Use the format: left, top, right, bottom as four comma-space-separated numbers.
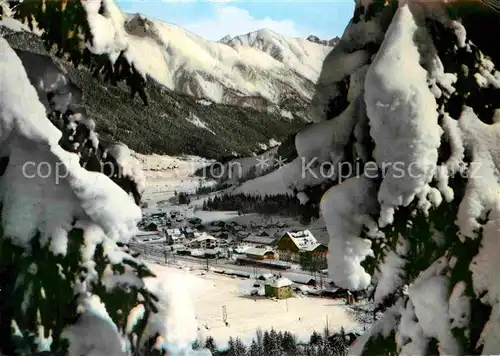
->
0, 8, 335, 159
119, 12, 333, 115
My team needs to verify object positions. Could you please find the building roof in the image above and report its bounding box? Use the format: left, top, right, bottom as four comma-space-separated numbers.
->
166, 228, 182, 236
135, 231, 162, 237
243, 235, 276, 245
245, 247, 276, 257
283, 230, 322, 252
151, 212, 167, 217
170, 235, 185, 241
257, 273, 274, 281
265, 277, 293, 288
190, 233, 216, 243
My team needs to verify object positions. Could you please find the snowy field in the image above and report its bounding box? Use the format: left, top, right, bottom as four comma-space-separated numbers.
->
148, 264, 359, 350
136, 153, 214, 201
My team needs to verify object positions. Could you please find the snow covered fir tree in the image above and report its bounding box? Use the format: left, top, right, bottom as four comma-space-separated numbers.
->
0, 1, 210, 355
0, 0, 500, 355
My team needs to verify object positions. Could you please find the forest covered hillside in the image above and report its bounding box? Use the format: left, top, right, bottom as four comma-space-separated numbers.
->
0, 0, 500, 355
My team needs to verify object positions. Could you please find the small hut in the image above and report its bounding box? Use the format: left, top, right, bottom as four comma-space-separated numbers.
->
264, 277, 293, 299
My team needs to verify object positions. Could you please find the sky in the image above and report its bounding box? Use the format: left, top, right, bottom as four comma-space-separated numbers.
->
116, 1, 355, 41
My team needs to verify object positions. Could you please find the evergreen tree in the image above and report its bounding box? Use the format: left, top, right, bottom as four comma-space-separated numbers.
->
309, 331, 322, 347
204, 336, 217, 355
3, 0, 149, 105
232, 337, 247, 356
281, 331, 297, 355
0, 2, 204, 354
247, 340, 260, 356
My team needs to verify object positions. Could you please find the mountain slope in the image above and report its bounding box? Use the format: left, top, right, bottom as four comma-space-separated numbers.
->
119, 14, 333, 116
0, 23, 306, 159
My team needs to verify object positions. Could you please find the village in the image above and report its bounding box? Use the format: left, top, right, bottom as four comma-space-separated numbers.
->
126, 161, 371, 348
129, 206, 364, 304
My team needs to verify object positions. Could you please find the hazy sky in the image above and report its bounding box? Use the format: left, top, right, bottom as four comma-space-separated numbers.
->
116, 0, 355, 41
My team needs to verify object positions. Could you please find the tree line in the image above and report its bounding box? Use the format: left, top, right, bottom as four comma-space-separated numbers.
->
203, 193, 299, 217
202, 193, 321, 224
193, 327, 358, 356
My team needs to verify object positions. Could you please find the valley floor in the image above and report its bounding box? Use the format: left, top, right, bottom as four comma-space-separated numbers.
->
148, 263, 360, 350
138, 154, 360, 349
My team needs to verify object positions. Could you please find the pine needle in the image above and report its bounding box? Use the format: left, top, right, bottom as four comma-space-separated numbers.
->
482, 0, 500, 13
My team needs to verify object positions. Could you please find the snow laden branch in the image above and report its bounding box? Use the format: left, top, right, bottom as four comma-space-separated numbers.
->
0, 37, 207, 355
253, 0, 500, 354
4, 0, 149, 105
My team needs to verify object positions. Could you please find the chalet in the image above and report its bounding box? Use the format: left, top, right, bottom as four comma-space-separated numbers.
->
187, 234, 218, 249
264, 277, 293, 299
245, 247, 277, 260
165, 228, 186, 245
276, 230, 328, 265
168, 234, 186, 245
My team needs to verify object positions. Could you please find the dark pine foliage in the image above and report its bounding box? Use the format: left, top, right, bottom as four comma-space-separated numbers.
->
194, 328, 359, 356
203, 193, 320, 223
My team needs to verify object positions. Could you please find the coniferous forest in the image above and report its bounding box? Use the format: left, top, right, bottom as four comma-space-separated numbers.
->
193, 328, 359, 356
202, 193, 320, 224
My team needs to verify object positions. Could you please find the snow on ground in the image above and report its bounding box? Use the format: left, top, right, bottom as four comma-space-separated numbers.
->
144, 264, 211, 351
148, 264, 358, 350
185, 113, 216, 135
217, 146, 279, 185
87, 4, 332, 107
135, 154, 213, 202
143, 202, 330, 245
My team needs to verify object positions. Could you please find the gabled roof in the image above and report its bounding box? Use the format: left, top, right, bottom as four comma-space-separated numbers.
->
245, 247, 276, 256
281, 230, 323, 252
265, 277, 293, 288
243, 235, 276, 245
135, 231, 162, 237
190, 233, 216, 243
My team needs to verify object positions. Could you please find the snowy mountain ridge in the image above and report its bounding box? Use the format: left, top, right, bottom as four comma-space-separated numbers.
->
119, 13, 333, 115
0, 20, 307, 159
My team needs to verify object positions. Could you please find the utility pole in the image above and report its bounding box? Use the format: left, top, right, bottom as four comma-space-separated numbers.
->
163, 240, 168, 265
